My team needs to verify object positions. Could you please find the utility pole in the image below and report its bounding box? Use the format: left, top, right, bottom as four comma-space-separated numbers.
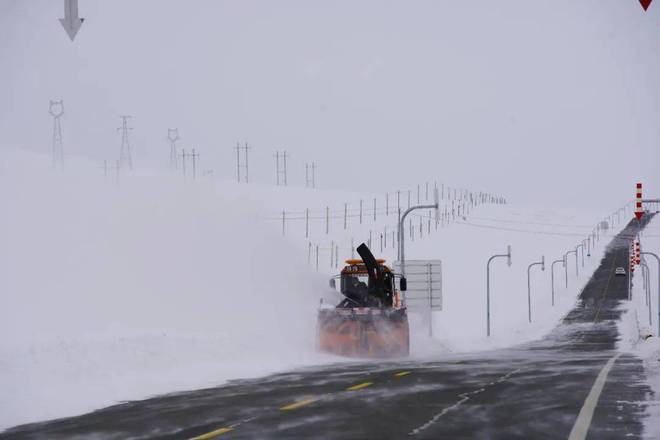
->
191, 148, 199, 180
242, 142, 250, 183
235, 142, 241, 182
180, 148, 188, 177
167, 128, 179, 171
107, 160, 121, 186
117, 115, 133, 171
305, 162, 316, 188
49, 100, 64, 169
236, 142, 251, 183
275, 150, 288, 186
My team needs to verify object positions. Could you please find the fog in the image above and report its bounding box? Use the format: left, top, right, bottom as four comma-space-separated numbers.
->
1, 1, 658, 205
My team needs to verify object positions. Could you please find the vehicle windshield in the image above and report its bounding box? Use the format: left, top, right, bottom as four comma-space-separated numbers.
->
342, 274, 369, 295
340, 270, 394, 301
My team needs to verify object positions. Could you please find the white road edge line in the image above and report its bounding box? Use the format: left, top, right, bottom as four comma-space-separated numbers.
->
568, 354, 621, 440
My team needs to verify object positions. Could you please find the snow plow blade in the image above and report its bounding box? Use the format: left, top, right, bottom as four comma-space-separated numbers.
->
317, 308, 409, 358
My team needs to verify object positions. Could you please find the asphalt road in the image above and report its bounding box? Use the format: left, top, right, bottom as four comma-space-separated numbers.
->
2, 217, 655, 440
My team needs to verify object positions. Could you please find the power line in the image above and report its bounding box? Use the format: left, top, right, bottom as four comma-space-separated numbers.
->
454, 220, 596, 237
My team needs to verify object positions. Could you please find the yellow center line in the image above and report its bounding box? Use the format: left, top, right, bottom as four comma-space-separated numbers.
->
279, 397, 318, 411
593, 249, 619, 323
394, 371, 412, 377
346, 381, 373, 391
190, 427, 234, 440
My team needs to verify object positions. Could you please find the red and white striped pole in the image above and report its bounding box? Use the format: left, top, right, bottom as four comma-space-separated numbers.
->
635, 183, 644, 221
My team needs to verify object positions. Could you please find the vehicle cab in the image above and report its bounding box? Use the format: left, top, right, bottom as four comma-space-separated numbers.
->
329, 259, 405, 309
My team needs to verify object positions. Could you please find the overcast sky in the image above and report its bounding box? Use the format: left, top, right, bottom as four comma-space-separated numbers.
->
1, 0, 658, 209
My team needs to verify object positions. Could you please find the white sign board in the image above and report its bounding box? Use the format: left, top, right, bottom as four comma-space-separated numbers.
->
393, 259, 443, 311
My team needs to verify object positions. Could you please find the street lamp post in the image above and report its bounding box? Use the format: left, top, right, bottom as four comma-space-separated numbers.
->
551, 258, 564, 306
577, 243, 585, 267
642, 252, 660, 336
486, 246, 512, 337
642, 261, 652, 327
527, 256, 545, 323
564, 249, 577, 287
629, 244, 634, 301
398, 189, 439, 277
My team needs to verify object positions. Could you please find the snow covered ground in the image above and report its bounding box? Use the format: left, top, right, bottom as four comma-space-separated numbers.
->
618, 214, 660, 439
0, 148, 336, 429
0, 147, 627, 430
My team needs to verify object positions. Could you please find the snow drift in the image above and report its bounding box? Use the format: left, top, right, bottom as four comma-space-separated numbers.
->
0, 148, 329, 429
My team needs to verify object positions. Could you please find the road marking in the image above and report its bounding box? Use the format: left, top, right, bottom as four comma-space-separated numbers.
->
394, 371, 412, 377
410, 368, 521, 435
189, 416, 255, 439
279, 397, 318, 411
568, 354, 621, 440
190, 427, 233, 439
346, 381, 373, 391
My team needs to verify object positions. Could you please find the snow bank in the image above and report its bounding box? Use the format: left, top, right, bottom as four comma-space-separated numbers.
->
0, 148, 335, 429
417, 207, 616, 354
617, 215, 660, 439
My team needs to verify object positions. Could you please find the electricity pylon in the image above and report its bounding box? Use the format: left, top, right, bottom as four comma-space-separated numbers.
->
167, 128, 179, 171
118, 115, 133, 171
49, 100, 64, 169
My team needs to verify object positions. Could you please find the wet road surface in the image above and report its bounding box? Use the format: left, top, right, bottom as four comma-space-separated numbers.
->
2, 217, 655, 439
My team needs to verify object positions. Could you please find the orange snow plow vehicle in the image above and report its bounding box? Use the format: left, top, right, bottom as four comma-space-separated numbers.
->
317, 243, 409, 358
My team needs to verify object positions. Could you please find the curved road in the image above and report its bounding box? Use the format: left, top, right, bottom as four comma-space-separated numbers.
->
2, 217, 655, 439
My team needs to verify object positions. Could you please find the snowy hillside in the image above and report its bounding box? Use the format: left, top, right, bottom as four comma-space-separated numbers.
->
0, 148, 330, 429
